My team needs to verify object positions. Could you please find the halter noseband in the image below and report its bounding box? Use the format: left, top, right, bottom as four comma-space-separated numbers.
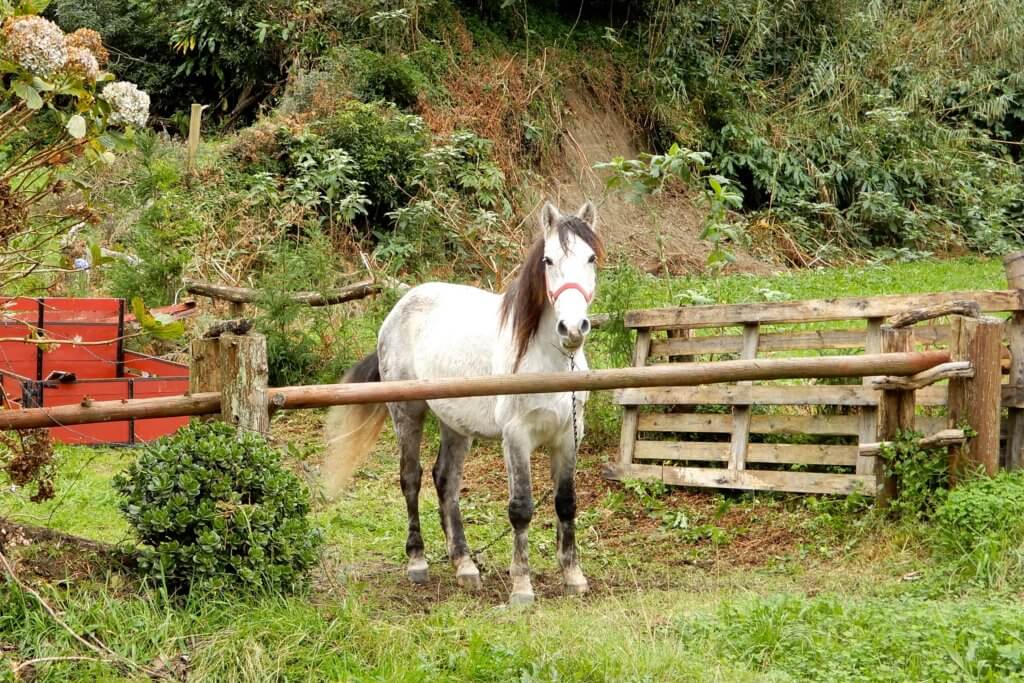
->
547, 281, 593, 305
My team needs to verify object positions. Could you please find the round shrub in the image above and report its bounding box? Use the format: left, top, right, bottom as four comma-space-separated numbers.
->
114, 421, 322, 593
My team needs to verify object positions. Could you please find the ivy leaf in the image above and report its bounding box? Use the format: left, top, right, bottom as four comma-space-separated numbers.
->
12, 80, 42, 110
66, 114, 87, 139
131, 297, 186, 341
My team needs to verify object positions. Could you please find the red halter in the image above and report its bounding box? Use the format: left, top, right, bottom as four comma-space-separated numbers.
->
547, 281, 593, 305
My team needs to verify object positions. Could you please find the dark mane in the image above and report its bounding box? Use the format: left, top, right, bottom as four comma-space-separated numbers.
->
499, 216, 604, 371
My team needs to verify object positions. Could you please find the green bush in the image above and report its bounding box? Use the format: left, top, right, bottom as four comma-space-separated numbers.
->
253, 230, 355, 386
349, 49, 426, 109
931, 472, 1024, 587
317, 101, 430, 230
880, 430, 949, 520
106, 192, 201, 306
114, 422, 323, 593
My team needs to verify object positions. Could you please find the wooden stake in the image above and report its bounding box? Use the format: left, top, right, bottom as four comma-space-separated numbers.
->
1005, 253, 1024, 470
186, 103, 203, 173
190, 332, 270, 436
947, 315, 1004, 480
727, 323, 760, 471
876, 327, 915, 503
857, 317, 883, 477
617, 329, 651, 470
1007, 312, 1024, 470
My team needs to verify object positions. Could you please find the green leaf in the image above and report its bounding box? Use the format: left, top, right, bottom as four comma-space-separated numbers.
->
88, 243, 114, 267
66, 115, 87, 139
131, 297, 186, 341
12, 80, 42, 110
17, 0, 51, 15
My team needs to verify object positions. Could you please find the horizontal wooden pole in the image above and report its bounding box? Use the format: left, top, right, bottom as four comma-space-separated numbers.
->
184, 278, 383, 307
859, 429, 967, 458
0, 351, 949, 431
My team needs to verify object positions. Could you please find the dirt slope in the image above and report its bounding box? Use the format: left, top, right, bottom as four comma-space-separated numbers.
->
535, 87, 773, 275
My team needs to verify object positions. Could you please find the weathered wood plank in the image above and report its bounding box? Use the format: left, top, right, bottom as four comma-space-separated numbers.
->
947, 316, 1004, 479
638, 412, 859, 435
616, 384, 947, 407
728, 323, 760, 471
662, 466, 875, 495
635, 440, 859, 466
617, 329, 651, 469
857, 318, 883, 477
1006, 312, 1024, 470
603, 462, 875, 495
636, 411, 945, 436
626, 290, 1023, 330
648, 325, 957, 357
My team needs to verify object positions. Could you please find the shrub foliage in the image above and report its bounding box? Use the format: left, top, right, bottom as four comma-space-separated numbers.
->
114, 421, 322, 593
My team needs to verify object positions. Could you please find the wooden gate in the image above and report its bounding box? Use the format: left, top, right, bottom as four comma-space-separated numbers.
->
608, 288, 1024, 496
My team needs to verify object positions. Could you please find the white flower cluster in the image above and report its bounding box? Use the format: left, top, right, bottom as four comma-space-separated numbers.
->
65, 46, 100, 82
100, 81, 151, 128
2, 16, 67, 77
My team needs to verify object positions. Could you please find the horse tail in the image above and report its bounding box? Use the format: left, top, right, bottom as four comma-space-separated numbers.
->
321, 351, 387, 499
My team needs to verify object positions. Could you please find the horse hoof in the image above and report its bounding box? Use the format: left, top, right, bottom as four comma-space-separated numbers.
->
564, 581, 589, 596
509, 591, 535, 606
407, 567, 429, 584
457, 571, 482, 590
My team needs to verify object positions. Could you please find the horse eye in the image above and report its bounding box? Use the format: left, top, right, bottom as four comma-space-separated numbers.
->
542, 256, 553, 266
587, 254, 597, 264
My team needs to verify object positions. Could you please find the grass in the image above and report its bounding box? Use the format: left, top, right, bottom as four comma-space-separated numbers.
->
1, 256, 1022, 681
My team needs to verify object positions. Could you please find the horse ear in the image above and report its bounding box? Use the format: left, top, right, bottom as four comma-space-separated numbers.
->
576, 201, 597, 230
540, 201, 561, 238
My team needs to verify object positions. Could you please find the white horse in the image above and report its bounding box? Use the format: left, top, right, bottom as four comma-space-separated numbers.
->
323, 200, 603, 604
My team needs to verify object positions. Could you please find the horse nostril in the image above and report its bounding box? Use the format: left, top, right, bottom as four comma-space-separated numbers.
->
556, 320, 569, 337
580, 318, 591, 335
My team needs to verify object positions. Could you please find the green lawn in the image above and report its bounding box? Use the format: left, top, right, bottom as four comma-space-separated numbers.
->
1, 257, 1022, 682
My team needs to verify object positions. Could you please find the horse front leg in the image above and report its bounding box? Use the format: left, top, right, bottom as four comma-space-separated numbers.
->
551, 433, 588, 595
502, 431, 535, 605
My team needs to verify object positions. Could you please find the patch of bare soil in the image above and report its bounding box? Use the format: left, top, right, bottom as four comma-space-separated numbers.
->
533, 85, 779, 276
0, 518, 136, 589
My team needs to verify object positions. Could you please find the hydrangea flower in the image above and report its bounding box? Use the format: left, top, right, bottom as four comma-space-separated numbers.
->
65, 46, 100, 82
100, 81, 150, 128
2, 15, 67, 77
65, 28, 108, 67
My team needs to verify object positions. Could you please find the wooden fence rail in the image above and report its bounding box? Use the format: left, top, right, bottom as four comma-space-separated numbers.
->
0, 351, 947, 432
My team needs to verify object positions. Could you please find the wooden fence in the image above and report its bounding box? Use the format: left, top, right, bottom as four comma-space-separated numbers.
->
608, 255, 1024, 497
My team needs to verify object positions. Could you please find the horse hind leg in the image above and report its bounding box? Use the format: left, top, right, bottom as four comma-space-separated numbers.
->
390, 401, 428, 584
433, 423, 481, 590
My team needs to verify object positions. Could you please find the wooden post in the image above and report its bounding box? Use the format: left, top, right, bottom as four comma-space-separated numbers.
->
727, 323, 759, 471
876, 327, 915, 503
857, 317, 883, 477
186, 103, 204, 173
1004, 252, 1024, 470
190, 331, 270, 436
947, 315, 1004, 481
616, 329, 651, 474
